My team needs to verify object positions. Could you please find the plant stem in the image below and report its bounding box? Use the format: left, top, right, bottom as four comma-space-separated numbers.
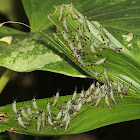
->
0, 69, 14, 94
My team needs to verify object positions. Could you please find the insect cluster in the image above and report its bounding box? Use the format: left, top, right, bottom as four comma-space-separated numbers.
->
50, 4, 122, 79
12, 78, 131, 131
1, 3, 132, 133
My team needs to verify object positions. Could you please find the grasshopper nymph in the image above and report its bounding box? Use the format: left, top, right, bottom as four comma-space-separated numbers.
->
17, 114, 30, 130
12, 99, 18, 115
32, 97, 42, 113
57, 5, 65, 21
52, 91, 59, 106
20, 106, 32, 121
37, 115, 42, 131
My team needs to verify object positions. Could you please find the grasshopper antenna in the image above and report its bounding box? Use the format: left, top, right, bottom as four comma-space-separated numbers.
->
13, 96, 18, 102
33, 92, 37, 99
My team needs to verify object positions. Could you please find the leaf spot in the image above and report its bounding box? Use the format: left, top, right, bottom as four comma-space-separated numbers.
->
122, 33, 133, 42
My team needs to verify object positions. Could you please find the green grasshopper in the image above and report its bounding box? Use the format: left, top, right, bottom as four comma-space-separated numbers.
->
12, 98, 18, 115
20, 106, 32, 121
17, 114, 30, 130
37, 115, 42, 131
32, 97, 42, 114
52, 91, 59, 106
26, 104, 37, 119
65, 114, 71, 129
42, 110, 46, 127
57, 5, 65, 21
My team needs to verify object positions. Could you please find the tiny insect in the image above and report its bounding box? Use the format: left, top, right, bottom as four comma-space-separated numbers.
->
62, 31, 69, 41
89, 82, 96, 93
109, 89, 117, 104
69, 3, 80, 20
107, 41, 122, 53
80, 88, 85, 98
71, 87, 77, 101
61, 109, 69, 116
105, 93, 112, 109
68, 40, 75, 52
101, 84, 107, 93
122, 82, 132, 95
104, 67, 109, 84
17, 114, 30, 130
58, 5, 65, 21
99, 25, 108, 41
65, 99, 72, 109
53, 110, 63, 121
26, 105, 37, 119
65, 114, 70, 129
63, 17, 69, 32
37, 115, 42, 131
83, 16, 90, 32
95, 91, 103, 107
76, 26, 89, 41
20, 106, 32, 121
32, 97, 42, 113
75, 32, 80, 41
77, 26, 84, 36
86, 95, 94, 103
87, 68, 101, 78
61, 32, 75, 52
93, 86, 101, 96
75, 100, 83, 112
52, 91, 59, 106
47, 102, 51, 116
47, 101, 56, 117
85, 88, 91, 98
74, 33, 84, 52
48, 115, 54, 127
117, 81, 123, 98
77, 55, 89, 67
62, 112, 69, 122
12, 98, 18, 115
94, 42, 106, 50
77, 96, 82, 104
96, 82, 101, 87
93, 58, 106, 66
109, 82, 114, 89
90, 40, 101, 57
77, 40, 83, 51
42, 110, 46, 127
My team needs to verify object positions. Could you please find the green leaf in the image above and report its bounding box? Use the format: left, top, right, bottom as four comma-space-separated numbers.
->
0, 0, 92, 78
83, 0, 140, 59
0, 0, 139, 79
0, 27, 87, 77
0, 95, 140, 136
48, 4, 140, 98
